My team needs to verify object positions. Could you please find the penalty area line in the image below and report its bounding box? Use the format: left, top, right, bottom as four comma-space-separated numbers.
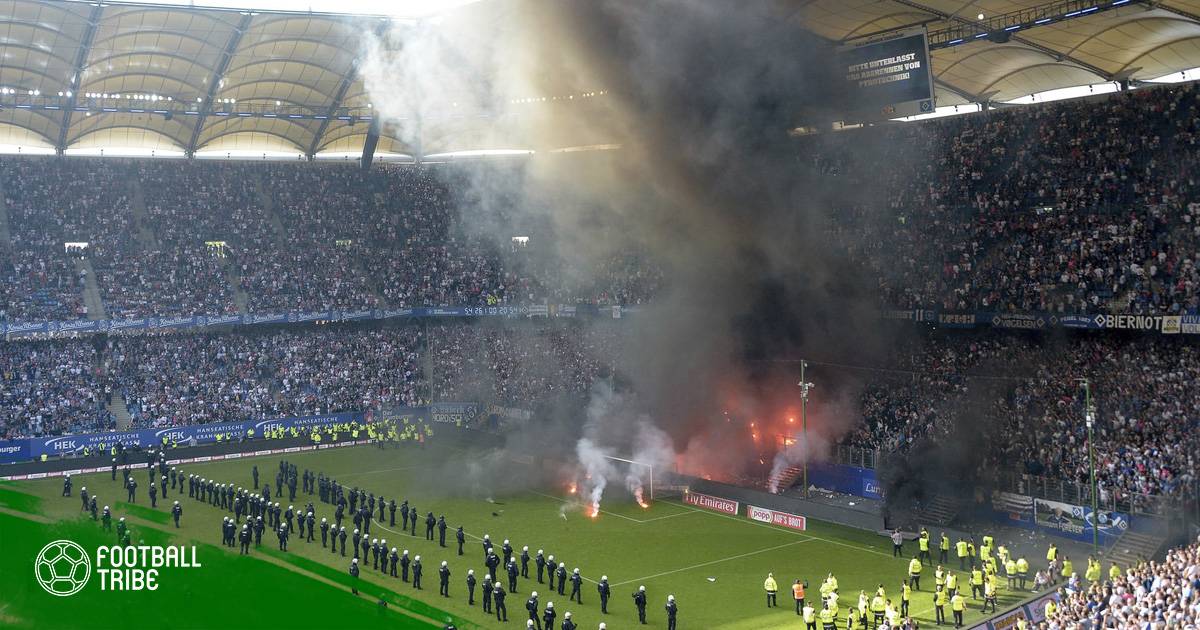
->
661, 498, 896, 559
368, 512, 602, 585
336, 464, 426, 479
528, 490, 646, 523
611, 539, 815, 587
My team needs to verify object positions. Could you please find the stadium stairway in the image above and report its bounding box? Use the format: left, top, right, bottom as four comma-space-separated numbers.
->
127, 177, 159, 249
766, 465, 805, 494
253, 173, 288, 239
77, 258, 107, 320
108, 396, 133, 431
0, 175, 11, 248
1104, 530, 1166, 568
221, 254, 250, 314
915, 494, 964, 528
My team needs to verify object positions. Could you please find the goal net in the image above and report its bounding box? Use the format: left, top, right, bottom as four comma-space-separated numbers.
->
606, 455, 656, 504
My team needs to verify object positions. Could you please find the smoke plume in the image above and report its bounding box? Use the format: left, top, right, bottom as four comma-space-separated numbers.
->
361, 0, 894, 492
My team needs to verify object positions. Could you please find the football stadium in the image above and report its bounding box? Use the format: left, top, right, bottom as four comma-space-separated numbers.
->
1, 0, 1199, 628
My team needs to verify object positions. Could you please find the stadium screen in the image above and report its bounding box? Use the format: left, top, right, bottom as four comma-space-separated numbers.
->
836, 28, 935, 121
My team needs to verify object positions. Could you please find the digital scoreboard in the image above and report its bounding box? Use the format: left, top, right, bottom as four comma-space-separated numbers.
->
836, 28, 935, 120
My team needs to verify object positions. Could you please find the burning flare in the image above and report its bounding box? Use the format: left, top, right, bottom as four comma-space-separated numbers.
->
589, 502, 600, 518
634, 486, 650, 509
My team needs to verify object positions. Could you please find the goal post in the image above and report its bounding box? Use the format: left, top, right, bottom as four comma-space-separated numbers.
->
605, 455, 655, 502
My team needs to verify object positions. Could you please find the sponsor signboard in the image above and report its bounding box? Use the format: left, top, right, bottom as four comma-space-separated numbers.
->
683, 490, 739, 515
747, 505, 807, 531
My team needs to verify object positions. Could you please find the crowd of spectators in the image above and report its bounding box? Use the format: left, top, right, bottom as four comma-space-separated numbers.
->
0, 154, 664, 320
0, 315, 1195, 512
840, 333, 1200, 503
430, 321, 618, 406
4, 83, 1200, 319
0, 340, 113, 438
821, 82, 1200, 316
0, 319, 615, 435
107, 327, 422, 428
1046, 538, 1199, 628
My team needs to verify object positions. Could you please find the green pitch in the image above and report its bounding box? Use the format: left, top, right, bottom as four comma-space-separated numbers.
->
1, 442, 1033, 628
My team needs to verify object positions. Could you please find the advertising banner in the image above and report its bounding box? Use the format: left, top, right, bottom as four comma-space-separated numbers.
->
806, 463, 883, 500
748, 505, 807, 531
683, 490, 739, 515
878, 309, 1194, 335
1033, 498, 1129, 542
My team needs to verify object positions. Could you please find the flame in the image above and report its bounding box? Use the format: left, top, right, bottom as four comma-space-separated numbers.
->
634, 486, 649, 509
589, 502, 600, 518
567, 483, 577, 495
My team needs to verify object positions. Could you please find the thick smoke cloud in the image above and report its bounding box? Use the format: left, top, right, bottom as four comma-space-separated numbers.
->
362, 0, 893, 495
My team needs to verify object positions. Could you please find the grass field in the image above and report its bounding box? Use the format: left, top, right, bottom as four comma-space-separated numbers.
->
2, 441, 1035, 629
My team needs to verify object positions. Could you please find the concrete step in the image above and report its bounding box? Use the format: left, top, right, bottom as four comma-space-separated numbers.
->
1104, 531, 1165, 569
127, 176, 158, 250
220, 251, 249, 314
916, 494, 963, 527
108, 396, 134, 431
767, 465, 804, 494
0, 172, 11, 250
253, 173, 288, 240
76, 257, 107, 320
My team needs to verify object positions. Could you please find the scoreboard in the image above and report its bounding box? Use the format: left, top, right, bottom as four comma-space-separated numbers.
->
836, 28, 935, 120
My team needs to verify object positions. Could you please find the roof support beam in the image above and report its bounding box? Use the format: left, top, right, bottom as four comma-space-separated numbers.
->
307, 62, 360, 158
57, 4, 104, 154
891, 0, 1115, 79
934, 78, 983, 103
187, 13, 252, 157
308, 19, 390, 158
1151, 2, 1200, 23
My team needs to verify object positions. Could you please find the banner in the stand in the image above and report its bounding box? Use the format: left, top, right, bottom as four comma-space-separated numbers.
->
2, 303, 630, 338
877, 309, 1198, 335
430, 402, 484, 427
0, 411, 385, 464
1033, 498, 1129, 542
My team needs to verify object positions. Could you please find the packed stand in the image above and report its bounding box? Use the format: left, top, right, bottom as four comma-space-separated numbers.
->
840, 333, 1200, 503
0, 157, 133, 322
429, 321, 618, 406
0, 340, 113, 438
1046, 538, 1200, 628
237, 164, 382, 312
108, 327, 422, 428
820, 82, 1200, 316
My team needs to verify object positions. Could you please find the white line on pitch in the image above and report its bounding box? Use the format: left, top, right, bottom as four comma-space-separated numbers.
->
611, 539, 815, 587
368, 514, 601, 584
528, 490, 645, 523
662, 498, 896, 559
337, 464, 425, 479
635, 511, 696, 523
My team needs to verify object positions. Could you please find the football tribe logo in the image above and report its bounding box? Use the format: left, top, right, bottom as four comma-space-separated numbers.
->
35, 540, 92, 596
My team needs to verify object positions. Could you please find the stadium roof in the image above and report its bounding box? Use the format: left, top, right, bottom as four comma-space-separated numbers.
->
0, 0, 481, 158
0, 0, 1198, 157
797, 0, 1200, 105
